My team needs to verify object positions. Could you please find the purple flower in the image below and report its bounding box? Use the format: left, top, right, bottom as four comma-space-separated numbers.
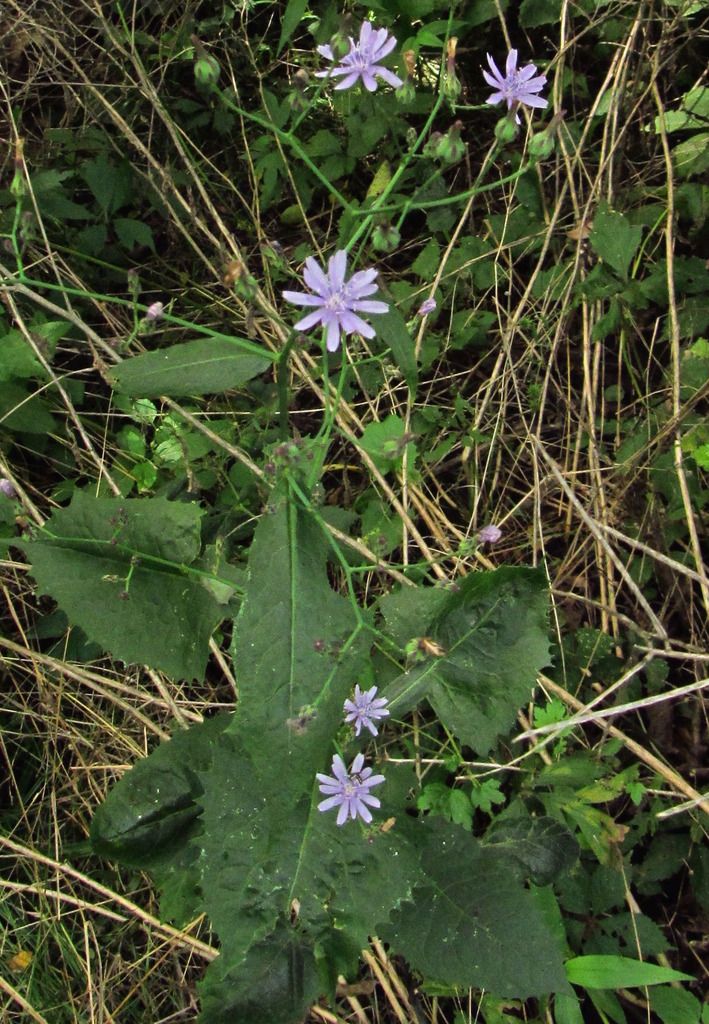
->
344, 684, 390, 737
417, 297, 437, 316
483, 49, 547, 124
478, 524, 502, 544
316, 21, 403, 92
0, 478, 17, 499
144, 301, 164, 322
317, 752, 385, 825
283, 250, 389, 353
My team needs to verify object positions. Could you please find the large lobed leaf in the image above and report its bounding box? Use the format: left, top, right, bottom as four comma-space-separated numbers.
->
20, 492, 224, 679
381, 567, 551, 753
384, 822, 570, 998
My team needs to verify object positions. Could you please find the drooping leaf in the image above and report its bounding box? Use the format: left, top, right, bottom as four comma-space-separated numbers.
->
91, 714, 230, 923
384, 823, 569, 997
19, 492, 225, 679
381, 567, 551, 753
108, 338, 271, 397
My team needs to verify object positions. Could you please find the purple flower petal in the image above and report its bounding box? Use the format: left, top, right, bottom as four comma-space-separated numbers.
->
281, 290, 324, 307
350, 299, 389, 315
294, 310, 325, 332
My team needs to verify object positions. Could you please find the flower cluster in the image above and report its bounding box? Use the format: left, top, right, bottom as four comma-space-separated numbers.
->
317, 685, 390, 825
316, 21, 402, 93
483, 49, 547, 123
283, 250, 388, 353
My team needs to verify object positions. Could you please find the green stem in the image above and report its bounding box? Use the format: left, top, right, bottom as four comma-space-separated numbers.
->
0, 271, 278, 363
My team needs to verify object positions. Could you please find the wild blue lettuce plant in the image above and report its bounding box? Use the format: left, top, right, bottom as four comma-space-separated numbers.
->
14, 15, 584, 1024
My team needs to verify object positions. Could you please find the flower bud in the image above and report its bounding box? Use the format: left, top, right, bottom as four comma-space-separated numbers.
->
194, 54, 220, 88
396, 78, 416, 104
0, 478, 17, 499
371, 222, 401, 253
329, 14, 353, 60
145, 301, 164, 322
436, 121, 466, 165
418, 297, 437, 316
423, 132, 444, 160
528, 130, 555, 161
494, 116, 518, 144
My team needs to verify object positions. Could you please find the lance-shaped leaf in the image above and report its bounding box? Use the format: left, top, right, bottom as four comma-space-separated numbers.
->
228, 499, 366, 794
383, 822, 570, 998
108, 337, 271, 397
91, 714, 230, 923
19, 492, 225, 679
381, 567, 551, 753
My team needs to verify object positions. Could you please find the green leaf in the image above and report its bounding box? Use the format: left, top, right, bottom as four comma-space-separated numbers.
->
359, 414, 413, 472
654, 87, 709, 134
565, 955, 693, 989
384, 823, 569, 997
589, 205, 643, 281
519, 0, 562, 27
0, 331, 48, 382
375, 305, 418, 395
82, 154, 132, 214
108, 338, 271, 397
91, 714, 230, 923
673, 133, 709, 179
198, 918, 321, 1024
483, 811, 579, 885
650, 987, 702, 1024
114, 217, 156, 253
277, 0, 309, 54
0, 381, 56, 433
381, 567, 551, 753
19, 492, 224, 679
554, 992, 585, 1024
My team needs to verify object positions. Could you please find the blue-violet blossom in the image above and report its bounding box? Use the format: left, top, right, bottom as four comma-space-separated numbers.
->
344, 684, 390, 737
483, 49, 547, 123
283, 250, 389, 353
316, 21, 403, 92
478, 524, 502, 544
417, 297, 437, 316
317, 752, 385, 825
